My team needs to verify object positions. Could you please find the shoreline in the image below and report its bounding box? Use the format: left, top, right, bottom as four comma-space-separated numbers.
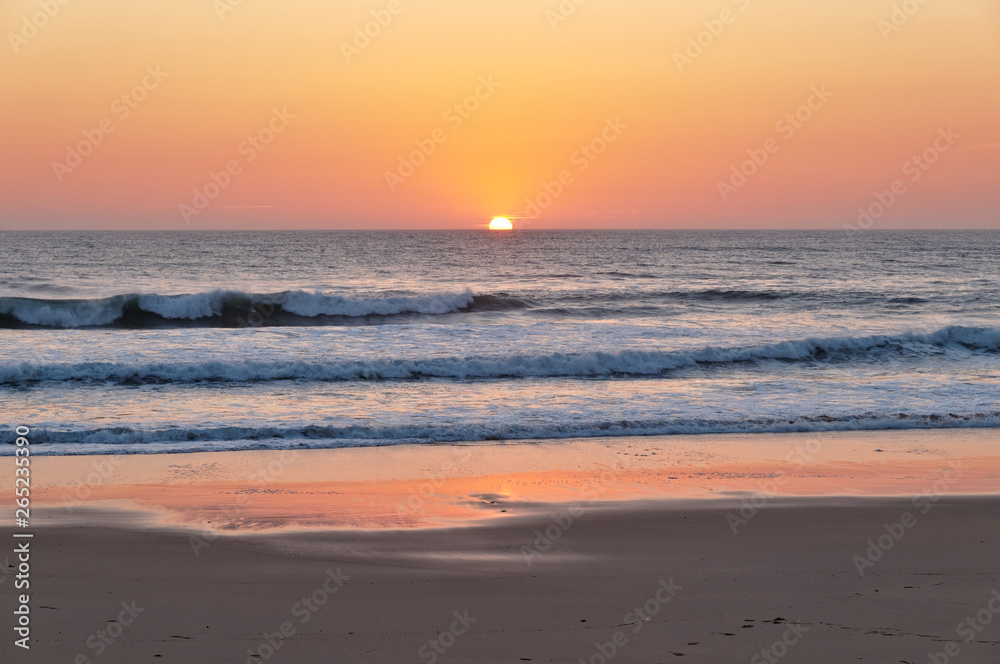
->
7, 428, 998, 532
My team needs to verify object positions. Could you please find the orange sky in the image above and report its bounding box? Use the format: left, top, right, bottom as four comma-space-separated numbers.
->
1, 0, 998, 229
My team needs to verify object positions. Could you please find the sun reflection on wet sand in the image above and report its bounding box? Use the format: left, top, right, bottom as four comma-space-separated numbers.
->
17, 430, 1000, 532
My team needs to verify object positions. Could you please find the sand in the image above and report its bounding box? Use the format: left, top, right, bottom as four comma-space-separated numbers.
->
2, 429, 999, 662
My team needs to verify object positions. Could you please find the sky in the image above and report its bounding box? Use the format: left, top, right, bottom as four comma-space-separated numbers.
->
0, 0, 998, 230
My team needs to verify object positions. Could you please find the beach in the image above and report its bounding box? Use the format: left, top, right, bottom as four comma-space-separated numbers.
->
4, 0, 999, 658
3, 429, 999, 663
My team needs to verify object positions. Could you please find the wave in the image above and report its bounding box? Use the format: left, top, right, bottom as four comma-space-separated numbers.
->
2, 325, 997, 385
4, 411, 999, 454
0, 286, 953, 328
0, 289, 502, 328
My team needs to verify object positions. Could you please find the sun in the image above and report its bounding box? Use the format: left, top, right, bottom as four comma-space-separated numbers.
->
489, 217, 513, 230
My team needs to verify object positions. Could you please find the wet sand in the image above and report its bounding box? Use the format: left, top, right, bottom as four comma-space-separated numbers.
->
1, 429, 999, 662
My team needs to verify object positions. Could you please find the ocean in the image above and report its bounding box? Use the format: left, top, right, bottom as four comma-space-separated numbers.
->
1, 230, 997, 455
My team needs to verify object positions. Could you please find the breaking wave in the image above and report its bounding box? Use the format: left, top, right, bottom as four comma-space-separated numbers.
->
0, 286, 949, 328
0, 290, 495, 328
2, 325, 996, 385
4, 411, 999, 454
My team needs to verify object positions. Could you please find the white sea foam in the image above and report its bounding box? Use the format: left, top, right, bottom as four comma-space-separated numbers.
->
0, 295, 128, 327
1, 325, 996, 384
5, 411, 1000, 455
3, 230, 998, 457
0, 289, 477, 327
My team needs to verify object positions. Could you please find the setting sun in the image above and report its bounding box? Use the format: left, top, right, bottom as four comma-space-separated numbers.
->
2, 0, 998, 660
